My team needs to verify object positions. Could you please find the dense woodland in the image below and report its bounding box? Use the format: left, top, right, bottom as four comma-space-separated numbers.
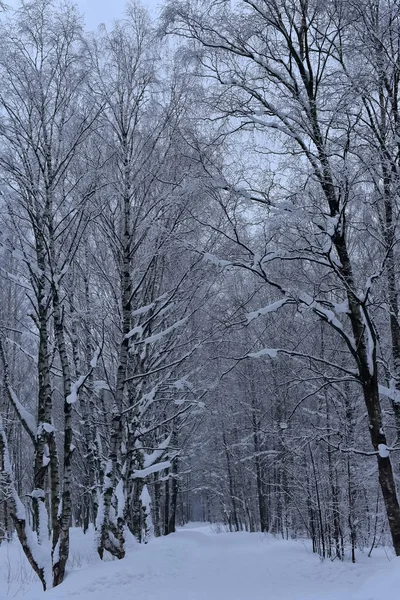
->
2, 0, 400, 590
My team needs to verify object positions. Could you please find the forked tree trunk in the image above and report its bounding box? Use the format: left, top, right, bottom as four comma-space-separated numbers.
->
97, 164, 132, 559
0, 417, 49, 590
51, 280, 75, 586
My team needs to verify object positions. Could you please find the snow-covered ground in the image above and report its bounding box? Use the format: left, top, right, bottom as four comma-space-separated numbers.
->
1, 523, 399, 600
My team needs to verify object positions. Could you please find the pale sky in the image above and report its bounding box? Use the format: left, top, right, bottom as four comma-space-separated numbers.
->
6, 0, 162, 30
78, 0, 161, 29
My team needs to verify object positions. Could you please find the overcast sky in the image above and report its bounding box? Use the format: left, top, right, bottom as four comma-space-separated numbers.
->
79, 0, 161, 29
7, 1, 162, 30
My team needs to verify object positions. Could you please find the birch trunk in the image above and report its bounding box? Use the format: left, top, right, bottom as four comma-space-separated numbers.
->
97, 151, 132, 559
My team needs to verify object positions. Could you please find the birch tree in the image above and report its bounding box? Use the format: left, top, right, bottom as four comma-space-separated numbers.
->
0, 0, 100, 586
88, 3, 215, 557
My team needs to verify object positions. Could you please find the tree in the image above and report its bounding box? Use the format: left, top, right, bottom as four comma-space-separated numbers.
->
163, 0, 400, 554
0, 0, 100, 586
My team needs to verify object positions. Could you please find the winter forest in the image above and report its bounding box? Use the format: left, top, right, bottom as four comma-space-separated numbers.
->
3, 0, 400, 597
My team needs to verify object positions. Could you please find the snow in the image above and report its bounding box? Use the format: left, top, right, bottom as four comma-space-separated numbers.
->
139, 387, 157, 411
37, 499, 50, 547
361, 309, 375, 376
203, 253, 232, 267
131, 303, 155, 317
359, 274, 378, 303
42, 444, 50, 466
333, 300, 350, 314
53, 265, 69, 285
37, 422, 54, 437
173, 375, 194, 391
66, 375, 86, 404
378, 443, 390, 458
42, 423, 55, 433
246, 298, 288, 322
0, 416, 52, 587
132, 460, 171, 479
248, 348, 278, 359
353, 556, 400, 600
115, 478, 125, 520
326, 214, 340, 236
321, 215, 340, 253
140, 485, 153, 541
1, 524, 399, 600
9, 492, 52, 588
379, 384, 400, 404
9, 388, 36, 437
142, 435, 171, 468
93, 380, 110, 392
143, 318, 187, 345
299, 292, 345, 331
90, 348, 101, 368
124, 325, 143, 340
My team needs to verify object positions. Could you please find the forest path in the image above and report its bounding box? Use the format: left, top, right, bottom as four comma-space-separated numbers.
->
1, 524, 397, 600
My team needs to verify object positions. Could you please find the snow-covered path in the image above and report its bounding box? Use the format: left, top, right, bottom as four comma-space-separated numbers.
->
1, 524, 399, 600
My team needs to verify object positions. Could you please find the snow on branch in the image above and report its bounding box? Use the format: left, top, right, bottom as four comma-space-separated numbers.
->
131, 292, 169, 319
379, 384, 400, 404
131, 302, 155, 317
132, 460, 171, 479
142, 318, 188, 345
0, 338, 36, 443
125, 325, 144, 340
52, 264, 69, 286
66, 375, 87, 404
67, 346, 101, 404
203, 253, 232, 267
248, 348, 278, 359
90, 346, 101, 368
247, 299, 289, 322
378, 444, 390, 458
245, 347, 359, 378
143, 435, 172, 469
10, 388, 36, 439
321, 436, 400, 457
359, 273, 381, 303
299, 292, 344, 331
